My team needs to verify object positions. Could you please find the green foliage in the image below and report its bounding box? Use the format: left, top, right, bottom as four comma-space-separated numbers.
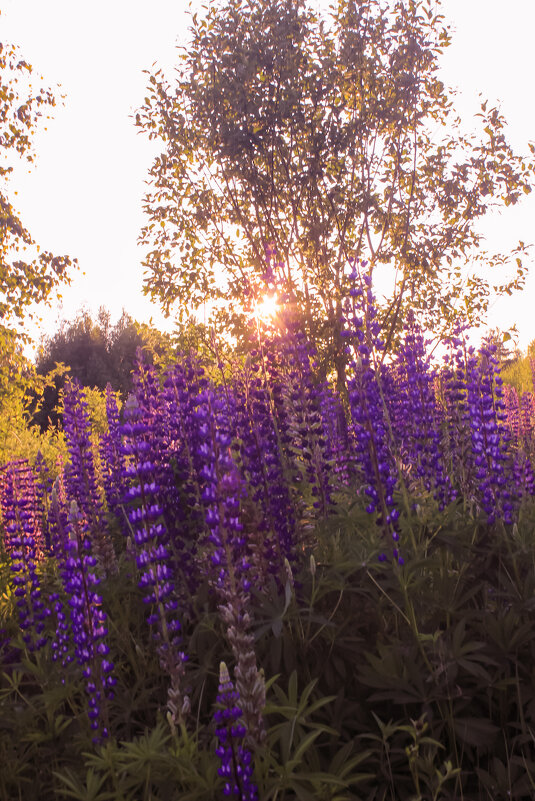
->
0, 31, 75, 354
501, 340, 535, 395
4, 493, 535, 799
0, 335, 66, 469
137, 0, 535, 371
33, 309, 174, 430
0, 382, 66, 469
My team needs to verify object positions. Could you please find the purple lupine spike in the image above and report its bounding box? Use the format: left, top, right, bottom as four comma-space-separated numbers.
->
194, 387, 249, 590
131, 355, 175, 521
60, 500, 116, 742
33, 451, 53, 552
318, 383, 355, 487
99, 384, 128, 529
54, 452, 68, 506
120, 393, 189, 728
195, 387, 266, 746
504, 385, 521, 443
1, 459, 45, 555
279, 327, 333, 521
520, 392, 535, 443
511, 449, 535, 502
159, 358, 210, 597
132, 355, 200, 590
501, 386, 535, 500
342, 269, 402, 564
235, 365, 297, 574
390, 315, 453, 507
63, 379, 118, 576
0, 460, 49, 652
48, 480, 75, 670
255, 291, 333, 527
437, 336, 477, 499
466, 344, 514, 524
246, 329, 314, 556
214, 662, 258, 801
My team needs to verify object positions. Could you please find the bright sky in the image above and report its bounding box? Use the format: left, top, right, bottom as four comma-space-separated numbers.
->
2, 0, 535, 355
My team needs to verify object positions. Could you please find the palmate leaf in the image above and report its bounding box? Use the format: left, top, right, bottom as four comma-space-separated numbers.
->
21, 713, 73, 744
83, 722, 173, 784
260, 737, 370, 801
262, 671, 339, 790
267, 673, 336, 726
53, 767, 114, 801
80, 722, 220, 800
357, 646, 427, 706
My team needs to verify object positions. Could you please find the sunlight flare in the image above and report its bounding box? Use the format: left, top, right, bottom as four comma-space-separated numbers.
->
253, 293, 279, 322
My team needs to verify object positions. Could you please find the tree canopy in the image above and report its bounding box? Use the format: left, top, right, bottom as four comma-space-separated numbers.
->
0, 35, 75, 344
137, 0, 534, 376
33, 308, 173, 429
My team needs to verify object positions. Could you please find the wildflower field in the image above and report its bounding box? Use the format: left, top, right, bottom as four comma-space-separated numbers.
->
2, 273, 535, 801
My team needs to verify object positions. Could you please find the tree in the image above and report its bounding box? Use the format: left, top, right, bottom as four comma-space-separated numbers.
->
136, 0, 534, 380
0, 32, 75, 354
33, 308, 173, 429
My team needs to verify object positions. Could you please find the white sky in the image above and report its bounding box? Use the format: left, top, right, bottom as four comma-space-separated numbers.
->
2, 0, 535, 354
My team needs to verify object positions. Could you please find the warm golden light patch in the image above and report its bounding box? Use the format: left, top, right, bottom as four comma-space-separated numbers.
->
253, 294, 279, 322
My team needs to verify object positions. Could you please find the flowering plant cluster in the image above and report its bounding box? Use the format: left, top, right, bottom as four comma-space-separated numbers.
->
1, 266, 535, 798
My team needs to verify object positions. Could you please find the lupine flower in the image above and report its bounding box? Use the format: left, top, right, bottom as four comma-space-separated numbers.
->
467, 345, 515, 523
195, 387, 266, 745
63, 379, 118, 576
132, 353, 204, 600
343, 268, 403, 564
120, 393, 189, 727
318, 383, 355, 487
438, 336, 477, 500
99, 384, 128, 530
278, 323, 332, 520
504, 385, 522, 443
502, 386, 535, 502
61, 500, 116, 742
0, 460, 49, 651
1, 459, 45, 554
390, 315, 452, 507
235, 364, 296, 574
33, 451, 53, 551
214, 662, 258, 801
252, 281, 333, 532
520, 392, 535, 442
160, 358, 210, 597
48, 481, 75, 670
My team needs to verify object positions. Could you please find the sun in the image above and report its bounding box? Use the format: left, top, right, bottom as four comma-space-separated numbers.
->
253, 293, 279, 322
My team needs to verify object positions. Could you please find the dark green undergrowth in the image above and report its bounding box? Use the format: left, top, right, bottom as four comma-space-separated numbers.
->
2, 494, 535, 801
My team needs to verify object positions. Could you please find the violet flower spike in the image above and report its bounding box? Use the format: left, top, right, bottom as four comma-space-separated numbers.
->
120, 393, 189, 727
0, 460, 49, 652
61, 500, 116, 742
63, 378, 118, 576
214, 662, 258, 801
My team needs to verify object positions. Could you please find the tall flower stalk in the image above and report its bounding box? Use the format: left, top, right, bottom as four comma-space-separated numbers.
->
235, 363, 296, 575
343, 269, 402, 563
0, 460, 49, 652
214, 661, 258, 801
466, 344, 513, 524
121, 393, 189, 728
195, 387, 266, 746
60, 500, 116, 742
63, 379, 118, 576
